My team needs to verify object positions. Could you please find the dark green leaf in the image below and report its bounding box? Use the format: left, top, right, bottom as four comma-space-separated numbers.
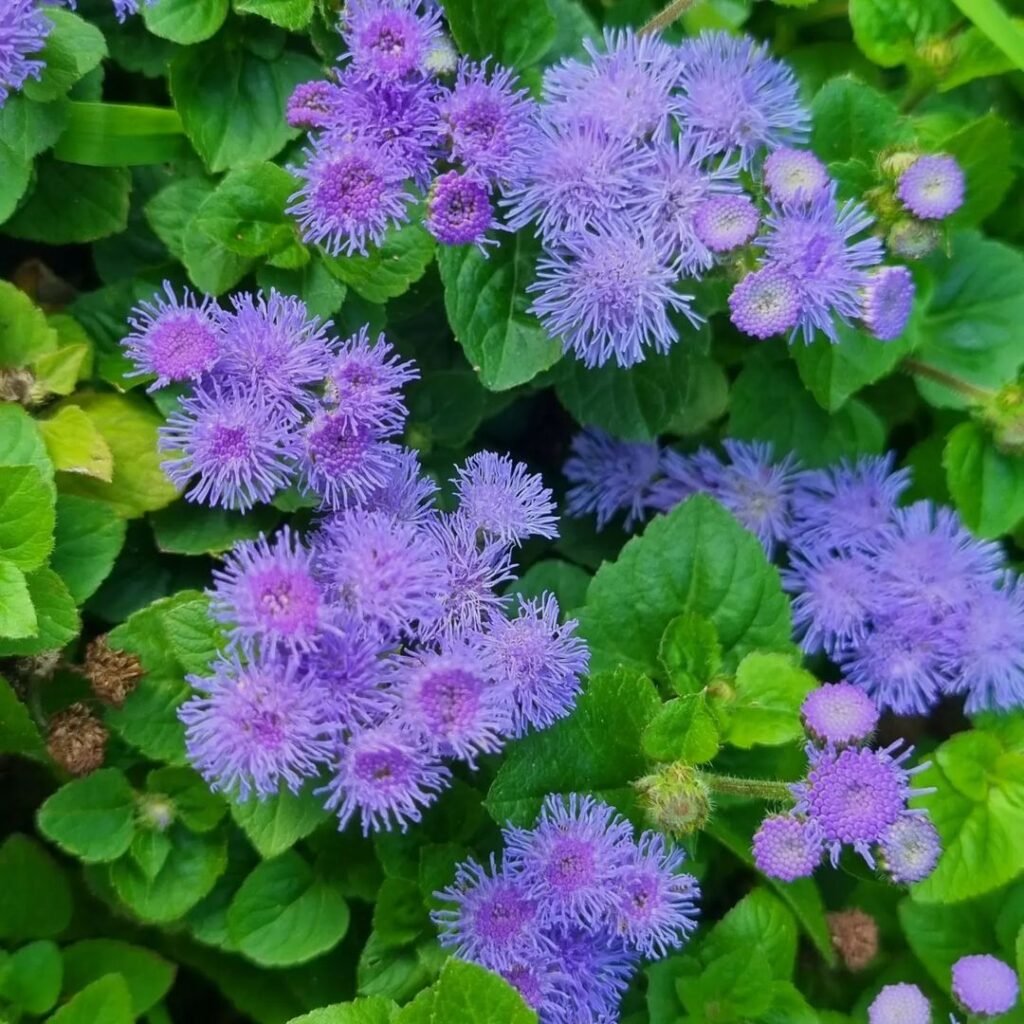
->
810, 76, 910, 164
944, 420, 1024, 538
50, 495, 126, 603
37, 768, 137, 864
0, 834, 72, 941
0, 464, 55, 571
0, 940, 62, 1014
48, 974, 133, 1024
323, 221, 435, 304
62, 940, 175, 1015
143, 0, 230, 43
441, 0, 556, 68
235, 0, 314, 30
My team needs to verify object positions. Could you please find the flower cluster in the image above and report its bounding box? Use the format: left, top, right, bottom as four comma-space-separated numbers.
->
868, 953, 1019, 1023
120, 284, 589, 833
433, 794, 700, 1023
286, 0, 533, 257
565, 434, 1024, 717
753, 683, 939, 883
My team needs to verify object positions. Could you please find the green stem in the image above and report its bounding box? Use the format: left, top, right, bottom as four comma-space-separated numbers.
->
703, 773, 794, 802
639, 0, 703, 36
903, 358, 996, 404
27, 677, 47, 734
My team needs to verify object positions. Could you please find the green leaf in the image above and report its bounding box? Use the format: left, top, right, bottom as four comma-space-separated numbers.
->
407, 368, 489, 450
792, 321, 914, 412
944, 421, 1024, 538
147, 766, 226, 833
23, 9, 106, 103
505, 560, 591, 616
0, 95, 71, 164
942, 22, 1023, 89
441, 0, 556, 68
37, 768, 137, 864
437, 235, 562, 391
0, 146, 31, 223
486, 668, 661, 826
659, 611, 723, 696
0, 834, 72, 941
182, 213, 258, 295
50, 495, 126, 604
909, 232, 1024, 409
58, 392, 180, 518
143, 0, 230, 43
61, 940, 174, 1015
145, 177, 216, 262
150, 502, 280, 557
642, 695, 720, 764
578, 495, 793, 678
702, 888, 798, 980
729, 358, 885, 467
288, 999, 397, 1024
0, 566, 79, 656
109, 826, 227, 923
681, 950, 775, 1022
192, 162, 298, 258
235, 0, 314, 30
0, 940, 62, 1014
38, 406, 113, 481
848, 0, 958, 67
810, 76, 910, 164
935, 112, 1014, 228
51, 101, 189, 167
426, 958, 536, 1024
0, 278, 58, 367
555, 335, 727, 441
0, 560, 37, 640
227, 851, 351, 966
230, 784, 330, 859
47, 974, 133, 1024
0, 464, 55, 571
0, 674, 45, 759
256, 259, 347, 321
912, 729, 1024, 903
324, 221, 435, 304
0, 403, 55, 485
170, 32, 318, 173
949, 0, 1024, 73
33, 344, 92, 397
3, 161, 131, 244
725, 652, 818, 749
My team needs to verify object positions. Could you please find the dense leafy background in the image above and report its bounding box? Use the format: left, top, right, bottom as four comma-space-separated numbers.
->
3, 0, 1024, 1021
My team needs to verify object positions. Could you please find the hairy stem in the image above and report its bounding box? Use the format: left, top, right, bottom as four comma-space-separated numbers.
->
639, 0, 703, 36
703, 773, 794, 802
903, 358, 996, 403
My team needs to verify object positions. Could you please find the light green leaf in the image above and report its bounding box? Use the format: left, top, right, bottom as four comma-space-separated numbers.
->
0, 834, 72, 941
0, 464, 55, 571
848, 0, 959, 67
50, 495, 126, 604
726, 652, 818, 749
227, 851, 351, 966
810, 76, 911, 164
47, 974, 133, 1024
61, 940, 175, 1016
235, 0, 314, 30
230, 784, 330, 860
324, 220, 435, 304
23, 9, 106, 103
702, 888, 798, 980
143, 0, 230, 43
659, 611, 723, 697
37, 768, 137, 864
33, 344, 92, 397
38, 406, 114, 481
0, 278, 58, 367
944, 420, 1024, 538
0, 403, 54, 485
286, 997, 397, 1024
0, 940, 62, 1014
0, 560, 37, 640
0, 567, 79, 657
427, 958, 536, 1024
642, 695, 720, 764
0, 674, 45, 759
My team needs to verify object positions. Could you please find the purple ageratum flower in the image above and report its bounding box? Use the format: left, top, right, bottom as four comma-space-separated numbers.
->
792, 741, 932, 867
0, 0, 52, 106
564, 427, 661, 531
301, 621, 390, 731
543, 28, 683, 145
763, 147, 829, 205
433, 855, 550, 969
757, 186, 884, 344
612, 831, 700, 958
340, 0, 442, 81
783, 549, 874, 655
693, 194, 760, 253
287, 79, 344, 129
635, 138, 742, 275
838, 611, 948, 716
801, 683, 879, 746
939, 577, 1024, 714
897, 154, 965, 221
323, 325, 418, 431
314, 508, 443, 637
123, 282, 222, 391
549, 925, 637, 1022
423, 513, 515, 641
868, 984, 932, 1024
645, 446, 727, 515
300, 407, 400, 510
861, 266, 915, 341
712, 440, 803, 554
321, 721, 450, 834
288, 138, 413, 258
440, 58, 535, 183
675, 30, 809, 167
217, 291, 333, 413
501, 119, 651, 240
791, 452, 911, 554
393, 643, 509, 765
112, 0, 154, 21
728, 265, 802, 340
952, 955, 1019, 1017
160, 381, 298, 512
880, 814, 941, 885
477, 594, 588, 737
752, 814, 823, 882
362, 448, 438, 525
504, 793, 634, 929
453, 451, 557, 546
179, 649, 333, 802
425, 171, 497, 250
499, 959, 573, 1022
210, 527, 326, 653
529, 226, 699, 369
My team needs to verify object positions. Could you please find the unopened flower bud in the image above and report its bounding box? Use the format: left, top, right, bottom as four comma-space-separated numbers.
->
47, 703, 108, 776
139, 794, 175, 832
879, 150, 921, 180
827, 908, 879, 971
83, 636, 143, 708
917, 37, 955, 74
887, 218, 941, 260
634, 763, 712, 837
